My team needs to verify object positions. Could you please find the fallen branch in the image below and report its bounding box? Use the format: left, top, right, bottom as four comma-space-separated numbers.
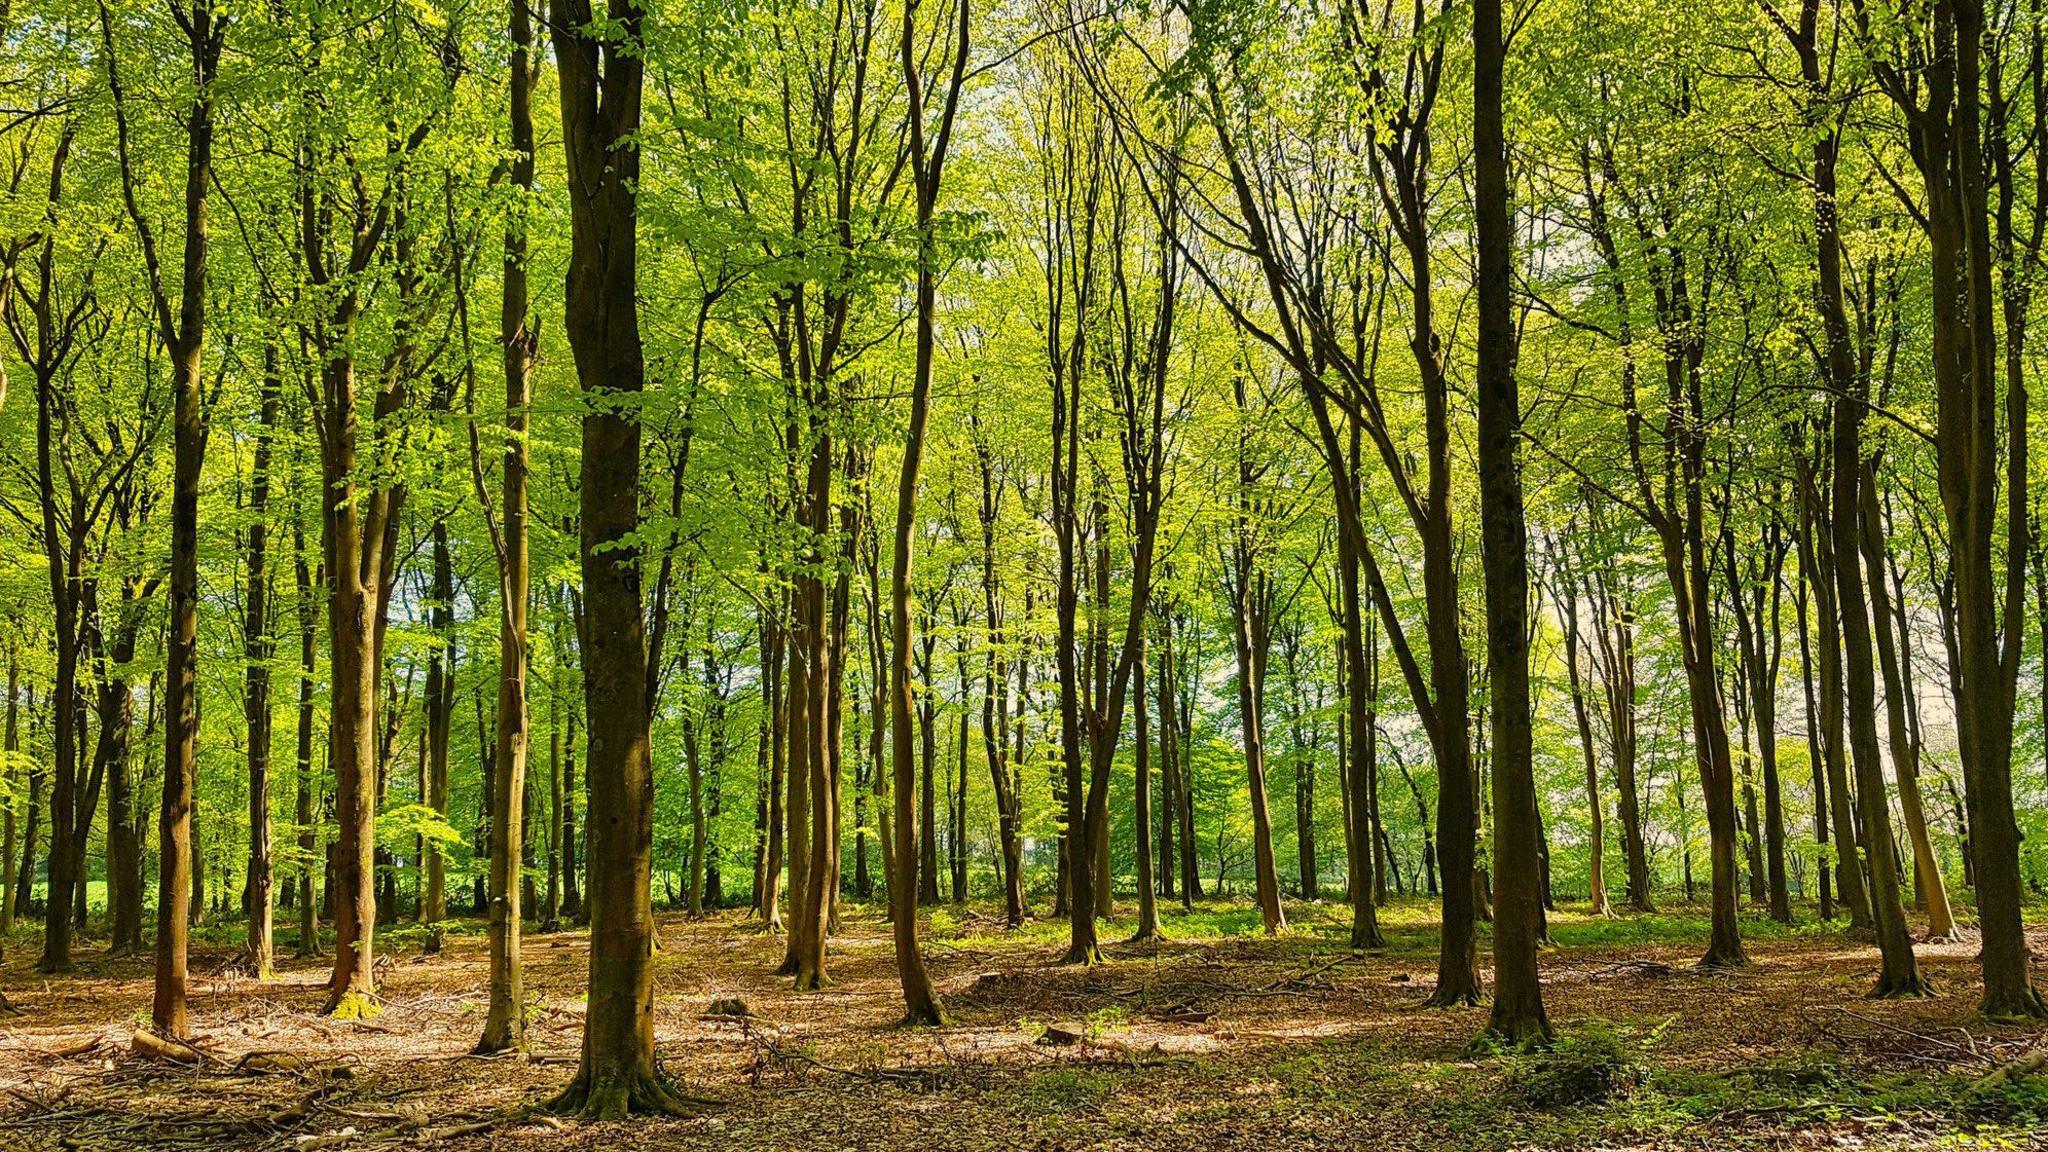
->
1974, 1049, 2048, 1091
131, 1030, 206, 1065
1830, 1007, 1985, 1063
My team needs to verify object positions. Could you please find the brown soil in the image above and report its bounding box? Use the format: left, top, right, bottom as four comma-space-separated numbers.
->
0, 904, 2042, 1150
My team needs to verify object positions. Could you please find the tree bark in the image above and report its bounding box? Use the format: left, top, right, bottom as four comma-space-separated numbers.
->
546, 0, 700, 1114
885, 0, 965, 1022
476, 0, 537, 1053
1474, 0, 1548, 1035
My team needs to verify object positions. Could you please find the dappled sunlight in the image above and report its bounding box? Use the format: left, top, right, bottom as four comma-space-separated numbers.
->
4, 901, 2045, 1148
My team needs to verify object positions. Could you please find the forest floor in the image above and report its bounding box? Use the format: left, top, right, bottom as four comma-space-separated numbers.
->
1, 898, 2046, 1151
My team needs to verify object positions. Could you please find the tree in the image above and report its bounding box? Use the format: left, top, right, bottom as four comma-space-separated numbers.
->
886, 0, 968, 1024
546, 0, 702, 1115
1474, 0, 1548, 1044
473, 0, 539, 1056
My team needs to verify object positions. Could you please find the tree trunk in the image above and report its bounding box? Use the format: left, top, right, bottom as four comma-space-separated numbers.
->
99, 0, 221, 1033
294, 528, 323, 958
1, 648, 16, 937
476, 0, 536, 1053
884, 0, 963, 1021
1863, 480, 1955, 940
1559, 577, 1610, 917
1473, 0, 1546, 1034
546, 0, 701, 1113
1227, 522, 1285, 937
1132, 633, 1160, 939
99, 602, 145, 954
1799, 478, 1873, 929
241, 347, 279, 980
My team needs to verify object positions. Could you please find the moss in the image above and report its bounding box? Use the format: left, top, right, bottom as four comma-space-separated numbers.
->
327, 990, 383, 1021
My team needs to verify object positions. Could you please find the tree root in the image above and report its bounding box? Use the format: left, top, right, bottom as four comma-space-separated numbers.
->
1477, 1015, 1555, 1051
1695, 948, 1750, 971
1979, 985, 2048, 1021
1424, 979, 1483, 1008
1058, 943, 1103, 966
1869, 973, 1936, 1000
544, 1067, 717, 1120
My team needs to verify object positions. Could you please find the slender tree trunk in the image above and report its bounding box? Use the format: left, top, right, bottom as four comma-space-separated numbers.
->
1828, 401, 1921, 992
1863, 481, 1954, 939
1474, 0, 1548, 1033
1338, 500, 1384, 945
1228, 559, 1285, 936
884, 0, 963, 1020
294, 529, 323, 958
1800, 478, 1873, 929
1560, 579, 1610, 917
242, 347, 280, 979
476, 0, 537, 1052
99, 609, 144, 953
423, 524, 455, 927
99, 0, 221, 1033
1795, 560, 1835, 920
1, 648, 16, 937
1132, 633, 1160, 939
545, 672, 563, 929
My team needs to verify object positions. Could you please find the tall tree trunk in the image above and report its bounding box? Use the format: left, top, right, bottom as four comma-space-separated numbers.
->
99, 599, 145, 953
1474, 0, 1548, 1033
885, 0, 964, 1020
241, 346, 280, 979
1793, 558, 1835, 919
1132, 632, 1160, 939
1799, 476, 1873, 928
476, 0, 537, 1052
1227, 506, 1285, 936
1, 647, 16, 937
1338, 494, 1383, 945
423, 515, 454, 925
916, 635, 937, 906
1559, 574, 1610, 917
101, 0, 221, 1034
1828, 398, 1921, 993
294, 527, 323, 958
1863, 482, 1955, 939
547, 0, 701, 1113
1865, 0, 2043, 1017
544, 671, 563, 930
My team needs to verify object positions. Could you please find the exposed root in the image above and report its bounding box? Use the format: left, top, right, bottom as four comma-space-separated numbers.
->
1424, 986, 1483, 1008
1976, 1049, 2048, 1090
1477, 1015, 1555, 1051
1695, 948, 1750, 972
1979, 985, 2048, 1021
544, 1067, 717, 1120
1868, 974, 1936, 1000
1058, 943, 1104, 966
471, 1031, 530, 1058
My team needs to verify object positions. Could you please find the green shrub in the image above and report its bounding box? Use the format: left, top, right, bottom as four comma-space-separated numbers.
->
1505, 1020, 1653, 1108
